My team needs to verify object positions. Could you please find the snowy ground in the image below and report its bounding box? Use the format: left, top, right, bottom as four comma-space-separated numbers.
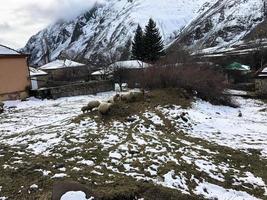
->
0, 91, 266, 199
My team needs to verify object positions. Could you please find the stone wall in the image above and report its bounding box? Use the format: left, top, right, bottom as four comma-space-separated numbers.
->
35, 80, 113, 99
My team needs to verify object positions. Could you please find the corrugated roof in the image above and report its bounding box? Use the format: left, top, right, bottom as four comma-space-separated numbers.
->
226, 62, 251, 71
29, 67, 48, 76
110, 60, 150, 69
39, 59, 85, 70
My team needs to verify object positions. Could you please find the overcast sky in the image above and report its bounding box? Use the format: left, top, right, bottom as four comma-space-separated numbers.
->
0, 0, 103, 49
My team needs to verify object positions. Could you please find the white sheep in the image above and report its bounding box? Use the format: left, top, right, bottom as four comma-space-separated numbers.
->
107, 94, 121, 104
98, 102, 113, 115
87, 100, 101, 109
121, 92, 134, 103
121, 91, 144, 103
81, 100, 100, 113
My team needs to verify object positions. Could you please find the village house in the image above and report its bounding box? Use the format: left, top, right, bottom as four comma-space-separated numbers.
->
29, 67, 48, 90
39, 59, 90, 87
255, 67, 267, 96
0, 45, 30, 101
224, 62, 251, 83
91, 60, 150, 80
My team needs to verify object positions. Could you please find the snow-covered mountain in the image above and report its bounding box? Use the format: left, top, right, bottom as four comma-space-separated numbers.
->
171, 0, 266, 53
22, 0, 216, 66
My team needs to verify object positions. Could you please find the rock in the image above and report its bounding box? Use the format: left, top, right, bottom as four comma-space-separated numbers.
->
54, 163, 65, 169
126, 117, 137, 123
181, 115, 188, 123
259, 108, 267, 112
29, 184, 39, 192
52, 181, 91, 200
0, 102, 4, 114
8, 106, 17, 109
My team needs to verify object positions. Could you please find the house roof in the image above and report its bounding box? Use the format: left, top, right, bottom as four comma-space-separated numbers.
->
29, 67, 48, 77
257, 67, 267, 78
226, 62, 251, 71
110, 60, 150, 69
39, 59, 85, 70
0, 44, 27, 57
0, 44, 20, 55
91, 69, 113, 76
262, 67, 267, 73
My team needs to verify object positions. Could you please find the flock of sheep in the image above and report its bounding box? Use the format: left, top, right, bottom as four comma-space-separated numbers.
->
81, 90, 145, 115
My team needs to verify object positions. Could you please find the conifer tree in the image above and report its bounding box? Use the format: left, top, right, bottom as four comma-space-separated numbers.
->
131, 24, 145, 61
143, 18, 164, 62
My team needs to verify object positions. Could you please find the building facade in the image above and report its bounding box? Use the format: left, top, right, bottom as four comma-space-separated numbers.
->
0, 45, 30, 100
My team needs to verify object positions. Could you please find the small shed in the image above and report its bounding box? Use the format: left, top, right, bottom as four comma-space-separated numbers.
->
29, 67, 48, 90
225, 62, 251, 71
39, 59, 89, 86
91, 60, 150, 81
255, 67, 267, 96
224, 62, 251, 83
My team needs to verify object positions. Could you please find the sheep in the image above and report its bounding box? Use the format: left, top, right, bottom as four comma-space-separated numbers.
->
121, 91, 144, 103
87, 100, 100, 110
81, 106, 90, 113
81, 100, 100, 113
121, 92, 135, 103
98, 102, 113, 115
107, 94, 121, 104
131, 91, 144, 101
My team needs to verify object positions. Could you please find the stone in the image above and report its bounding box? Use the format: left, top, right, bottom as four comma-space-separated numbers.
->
52, 181, 91, 200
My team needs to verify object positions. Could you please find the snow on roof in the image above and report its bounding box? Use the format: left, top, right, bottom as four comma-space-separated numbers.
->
262, 67, 267, 73
29, 67, 47, 76
258, 74, 267, 77
241, 65, 251, 71
91, 70, 105, 76
0, 44, 20, 55
39, 59, 85, 70
226, 62, 251, 71
91, 69, 113, 76
110, 60, 150, 69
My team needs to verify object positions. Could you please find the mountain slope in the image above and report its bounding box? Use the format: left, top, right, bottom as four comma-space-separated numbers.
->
22, 0, 216, 66
171, 0, 265, 53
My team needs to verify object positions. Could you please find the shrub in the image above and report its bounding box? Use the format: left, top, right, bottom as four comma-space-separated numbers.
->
134, 63, 233, 106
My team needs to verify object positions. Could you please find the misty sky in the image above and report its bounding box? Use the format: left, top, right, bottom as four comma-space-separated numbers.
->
0, 0, 103, 49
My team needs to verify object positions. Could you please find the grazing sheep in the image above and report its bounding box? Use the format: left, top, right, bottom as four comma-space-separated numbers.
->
121, 91, 144, 103
131, 91, 144, 101
81, 100, 101, 113
107, 94, 121, 104
87, 100, 100, 110
121, 92, 135, 103
98, 102, 113, 115
81, 106, 90, 113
